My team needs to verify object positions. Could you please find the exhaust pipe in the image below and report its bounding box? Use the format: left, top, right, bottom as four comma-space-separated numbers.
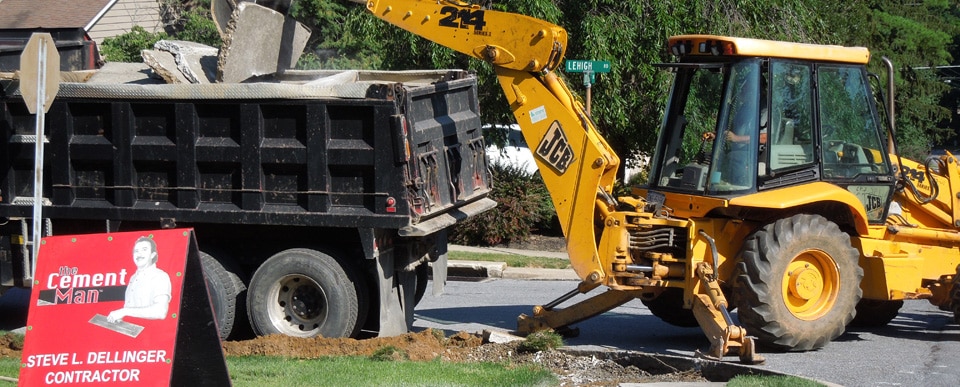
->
882, 57, 896, 154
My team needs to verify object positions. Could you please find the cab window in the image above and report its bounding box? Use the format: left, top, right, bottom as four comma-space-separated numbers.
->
817, 65, 889, 179
767, 61, 814, 172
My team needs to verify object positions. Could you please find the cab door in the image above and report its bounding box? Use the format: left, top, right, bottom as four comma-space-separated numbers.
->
814, 64, 896, 223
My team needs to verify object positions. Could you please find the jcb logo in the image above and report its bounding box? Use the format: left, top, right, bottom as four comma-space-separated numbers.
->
536, 121, 574, 174
864, 194, 883, 213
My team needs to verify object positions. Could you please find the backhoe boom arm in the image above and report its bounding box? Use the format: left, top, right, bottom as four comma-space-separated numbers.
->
361, 0, 620, 284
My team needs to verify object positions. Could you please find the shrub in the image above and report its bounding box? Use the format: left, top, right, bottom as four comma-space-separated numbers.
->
100, 26, 168, 62
451, 163, 557, 246
174, 10, 221, 48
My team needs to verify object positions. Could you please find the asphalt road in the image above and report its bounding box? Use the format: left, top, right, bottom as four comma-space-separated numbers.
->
412, 278, 960, 387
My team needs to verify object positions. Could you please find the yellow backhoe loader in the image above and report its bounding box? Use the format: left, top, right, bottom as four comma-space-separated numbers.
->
357, 0, 960, 363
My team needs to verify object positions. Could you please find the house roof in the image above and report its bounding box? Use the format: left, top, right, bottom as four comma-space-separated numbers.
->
0, 0, 115, 30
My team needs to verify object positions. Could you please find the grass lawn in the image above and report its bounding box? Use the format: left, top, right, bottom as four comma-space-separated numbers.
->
0, 355, 556, 386
447, 251, 571, 269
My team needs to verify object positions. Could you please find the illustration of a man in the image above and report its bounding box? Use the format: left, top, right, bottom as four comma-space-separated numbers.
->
107, 236, 172, 322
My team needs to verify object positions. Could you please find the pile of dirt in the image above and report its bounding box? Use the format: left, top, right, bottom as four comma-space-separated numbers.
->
222, 329, 708, 386
0, 333, 22, 359
222, 329, 479, 361
1, 329, 707, 385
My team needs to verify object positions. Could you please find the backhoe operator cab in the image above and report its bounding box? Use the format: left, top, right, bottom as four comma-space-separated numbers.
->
651, 36, 895, 223
628, 35, 911, 360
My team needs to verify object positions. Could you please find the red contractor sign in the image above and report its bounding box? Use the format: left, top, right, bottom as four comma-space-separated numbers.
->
19, 229, 206, 385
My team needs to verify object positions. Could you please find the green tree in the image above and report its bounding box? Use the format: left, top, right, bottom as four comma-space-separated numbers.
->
861, 1, 959, 158
295, 0, 959, 165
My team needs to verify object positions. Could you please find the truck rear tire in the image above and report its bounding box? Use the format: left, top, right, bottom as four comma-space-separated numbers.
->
200, 252, 243, 340
247, 248, 366, 338
736, 214, 863, 351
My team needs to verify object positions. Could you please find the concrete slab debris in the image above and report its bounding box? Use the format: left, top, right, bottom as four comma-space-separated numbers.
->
141, 49, 187, 84
216, 2, 310, 83
482, 329, 525, 344
212, 0, 293, 41
210, 0, 236, 41
304, 70, 359, 86
85, 62, 158, 84
0, 71, 95, 82
154, 40, 218, 84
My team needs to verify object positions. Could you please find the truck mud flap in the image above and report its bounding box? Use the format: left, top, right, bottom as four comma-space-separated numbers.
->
398, 198, 496, 237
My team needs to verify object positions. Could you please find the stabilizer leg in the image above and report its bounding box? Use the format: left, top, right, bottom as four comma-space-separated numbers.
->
691, 262, 764, 364
518, 283, 641, 335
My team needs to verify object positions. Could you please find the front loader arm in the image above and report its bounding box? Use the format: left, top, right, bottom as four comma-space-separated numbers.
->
361, 0, 621, 285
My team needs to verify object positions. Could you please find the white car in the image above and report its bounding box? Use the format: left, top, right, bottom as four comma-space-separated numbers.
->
485, 124, 539, 174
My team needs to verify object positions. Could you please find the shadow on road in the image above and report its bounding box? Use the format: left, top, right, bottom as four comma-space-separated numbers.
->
414, 304, 710, 356
840, 310, 960, 343
0, 288, 29, 331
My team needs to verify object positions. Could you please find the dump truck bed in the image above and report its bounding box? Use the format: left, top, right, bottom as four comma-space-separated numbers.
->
0, 66, 490, 238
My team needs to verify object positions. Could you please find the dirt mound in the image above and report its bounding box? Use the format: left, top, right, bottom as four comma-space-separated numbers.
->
0, 333, 22, 359
221, 329, 708, 386
222, 329, 480, 361
2, 329, 707, 385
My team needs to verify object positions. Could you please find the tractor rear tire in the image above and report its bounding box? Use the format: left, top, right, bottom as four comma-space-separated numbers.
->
736, 214, 863, 351
641, 288, 699, 327
849, 299, 903, 327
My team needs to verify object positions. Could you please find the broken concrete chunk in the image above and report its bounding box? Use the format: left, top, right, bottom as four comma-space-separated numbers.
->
256, 0, 294, 14
216, 2, 311, 83
141, 50, 187, 84
210, 0, 237, 41
86, 62, 159, 84
153, 40, 218, 84
304, 70, 359, 87
483, 330, 525, 344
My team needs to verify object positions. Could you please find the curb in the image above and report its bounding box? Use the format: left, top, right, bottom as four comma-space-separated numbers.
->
560, 348, 841, 387
448, 244, 569, 260
445, 260, 580, 281
446, 244, 578, 280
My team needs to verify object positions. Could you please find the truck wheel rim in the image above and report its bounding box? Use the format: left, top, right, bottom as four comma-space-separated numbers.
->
269, 274, 328, 336
781, 249, 839, 320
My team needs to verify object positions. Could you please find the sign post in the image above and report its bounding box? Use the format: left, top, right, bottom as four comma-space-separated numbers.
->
19, 33, 60, 281
564, 60, 611, 117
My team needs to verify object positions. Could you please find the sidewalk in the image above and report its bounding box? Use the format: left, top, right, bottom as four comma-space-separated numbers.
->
446, 244, 580, 280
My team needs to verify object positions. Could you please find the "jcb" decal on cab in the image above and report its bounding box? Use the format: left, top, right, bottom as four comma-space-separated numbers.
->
536, 121, 574, 174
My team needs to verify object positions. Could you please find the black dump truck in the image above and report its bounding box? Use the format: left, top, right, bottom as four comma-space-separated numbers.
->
0, 67, 494, 340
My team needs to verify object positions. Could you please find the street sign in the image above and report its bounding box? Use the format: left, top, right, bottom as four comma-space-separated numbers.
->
564, 60, 611, 74
564, 60, 612, 117
20, 33, 60, 114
